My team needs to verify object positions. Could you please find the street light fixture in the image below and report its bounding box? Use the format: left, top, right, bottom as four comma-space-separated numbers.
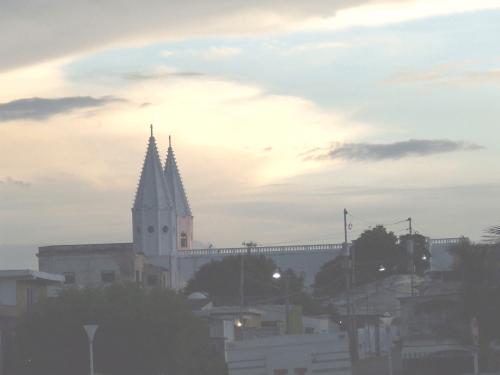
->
83, 324, 99, 375
272, 270, 281, 280
378, 264, 386, 272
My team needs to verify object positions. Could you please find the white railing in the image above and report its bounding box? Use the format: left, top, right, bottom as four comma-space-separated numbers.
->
429, 238, 467, 245
178, 237, 465, 257
180, 243, 344, 256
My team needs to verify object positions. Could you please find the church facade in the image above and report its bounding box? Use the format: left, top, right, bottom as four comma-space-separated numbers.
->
38, 128, 465, 290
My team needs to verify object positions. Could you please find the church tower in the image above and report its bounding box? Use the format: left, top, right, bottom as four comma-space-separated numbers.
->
132, 126, 176, 257
164, 136, 194, 250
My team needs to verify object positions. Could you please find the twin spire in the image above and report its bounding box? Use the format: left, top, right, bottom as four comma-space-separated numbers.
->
133, 125, 191, 217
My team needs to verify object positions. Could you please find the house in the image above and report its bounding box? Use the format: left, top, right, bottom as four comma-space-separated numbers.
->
399, 279, 473, 375
0, 270, 64, 375
38, 243, 169, 289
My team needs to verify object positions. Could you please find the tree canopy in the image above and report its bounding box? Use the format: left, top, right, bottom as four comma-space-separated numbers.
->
353, 225, 400, 284
451, 240, 500, 368
13, 284, 225, 375
185, 254, 321, 313
314, 225, 429, 296
399, 233, 431, 275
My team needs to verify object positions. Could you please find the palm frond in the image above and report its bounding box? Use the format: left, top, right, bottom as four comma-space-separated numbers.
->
482, 225, 500, 244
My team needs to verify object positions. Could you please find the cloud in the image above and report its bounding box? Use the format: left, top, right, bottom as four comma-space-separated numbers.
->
0, 96, 122, 121
5, 0, 498, 72
384, 62, 500, 86
123, 71, 204, 81
160, 50, 175, 57
304, 139, 483, 161
201, 47, 242, 60
284, 42, 345, 54
0, 177, 31, 188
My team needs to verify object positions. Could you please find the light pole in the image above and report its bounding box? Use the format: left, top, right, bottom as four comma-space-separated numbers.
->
272, 268, 290, 334
83, 325, 99, 375
380, 313, 394, 375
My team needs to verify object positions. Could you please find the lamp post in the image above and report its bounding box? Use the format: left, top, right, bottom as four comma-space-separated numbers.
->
83, 325, 99, 375
380, 313, 394, 375
272, 268, 290, 334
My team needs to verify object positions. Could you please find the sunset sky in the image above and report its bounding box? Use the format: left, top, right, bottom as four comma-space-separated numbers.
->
1, 0, 500, 266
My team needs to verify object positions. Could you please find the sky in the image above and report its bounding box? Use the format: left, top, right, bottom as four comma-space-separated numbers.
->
1, 0, 500, 267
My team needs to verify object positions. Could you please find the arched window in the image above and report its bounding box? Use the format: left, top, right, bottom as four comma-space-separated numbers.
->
180, 232, 188, 248
148, 225, 154, 233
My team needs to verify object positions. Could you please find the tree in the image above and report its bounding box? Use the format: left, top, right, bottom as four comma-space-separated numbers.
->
14, 284, 225, 375
352, 225, 400, 284
314, 225, 414, 296
399, 233, 431, 275
185, 254, 320, 313
484, 225, 500, 244
451, 240, 500, 369
313, 256, 346, 297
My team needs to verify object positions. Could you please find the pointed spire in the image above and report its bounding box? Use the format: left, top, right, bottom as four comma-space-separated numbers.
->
164, 137, 192, 216
133, 130, 172, 210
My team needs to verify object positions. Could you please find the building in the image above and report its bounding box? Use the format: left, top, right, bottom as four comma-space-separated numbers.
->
0, 270, 64, 375
38, 128, 468, 290
226, 333, 352, 375
38, 243, 169, 289
399, 279, 473, 375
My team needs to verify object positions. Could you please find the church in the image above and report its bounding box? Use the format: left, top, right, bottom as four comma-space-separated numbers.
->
38, 127, 463, 290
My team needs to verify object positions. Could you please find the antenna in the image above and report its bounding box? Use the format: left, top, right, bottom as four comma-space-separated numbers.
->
150, 124, 153, 137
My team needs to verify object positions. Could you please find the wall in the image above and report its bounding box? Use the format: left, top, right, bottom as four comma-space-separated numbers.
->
226, 333, 351, 375
39, 245, 136, 288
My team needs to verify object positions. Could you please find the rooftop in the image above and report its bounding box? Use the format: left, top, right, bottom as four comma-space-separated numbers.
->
0, 269, 64, 283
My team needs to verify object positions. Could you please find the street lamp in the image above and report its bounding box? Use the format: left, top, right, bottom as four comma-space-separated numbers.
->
380, 312, 394, 375
273, 268, 290, 334
83, 324, 99, 375
378, 264, 386, 272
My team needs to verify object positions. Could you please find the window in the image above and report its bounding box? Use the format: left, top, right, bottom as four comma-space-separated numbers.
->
147, 274, 158, 286
148, 225, 154, 233
135, 270, 141, 283
162, 225, 169, 233
64, 272, 75, 284
180, 232, 188, 248
101, 271, 116, 283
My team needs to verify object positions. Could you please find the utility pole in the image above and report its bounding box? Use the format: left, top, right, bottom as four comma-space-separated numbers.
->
407, 217, 415, 296
284, 274, 290, 334
239, 241, 256, 327
344, 209, 358, 361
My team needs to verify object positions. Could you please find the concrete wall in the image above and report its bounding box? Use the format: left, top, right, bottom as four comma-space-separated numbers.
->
38, 244, 137, 288
226, 333, 351, 375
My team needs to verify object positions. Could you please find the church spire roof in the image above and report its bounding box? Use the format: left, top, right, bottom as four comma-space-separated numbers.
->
133, 127, 172, 210
164, 136, 192, 216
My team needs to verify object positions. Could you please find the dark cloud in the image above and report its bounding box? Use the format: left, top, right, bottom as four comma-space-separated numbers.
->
0, 177, 31, 188
0, 0, 400, 72
124, 71, 204, 81
0, 96, 123, 121
304, 139, 483, 161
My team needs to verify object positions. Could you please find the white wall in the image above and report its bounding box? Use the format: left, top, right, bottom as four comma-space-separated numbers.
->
226, 333, 351, 375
